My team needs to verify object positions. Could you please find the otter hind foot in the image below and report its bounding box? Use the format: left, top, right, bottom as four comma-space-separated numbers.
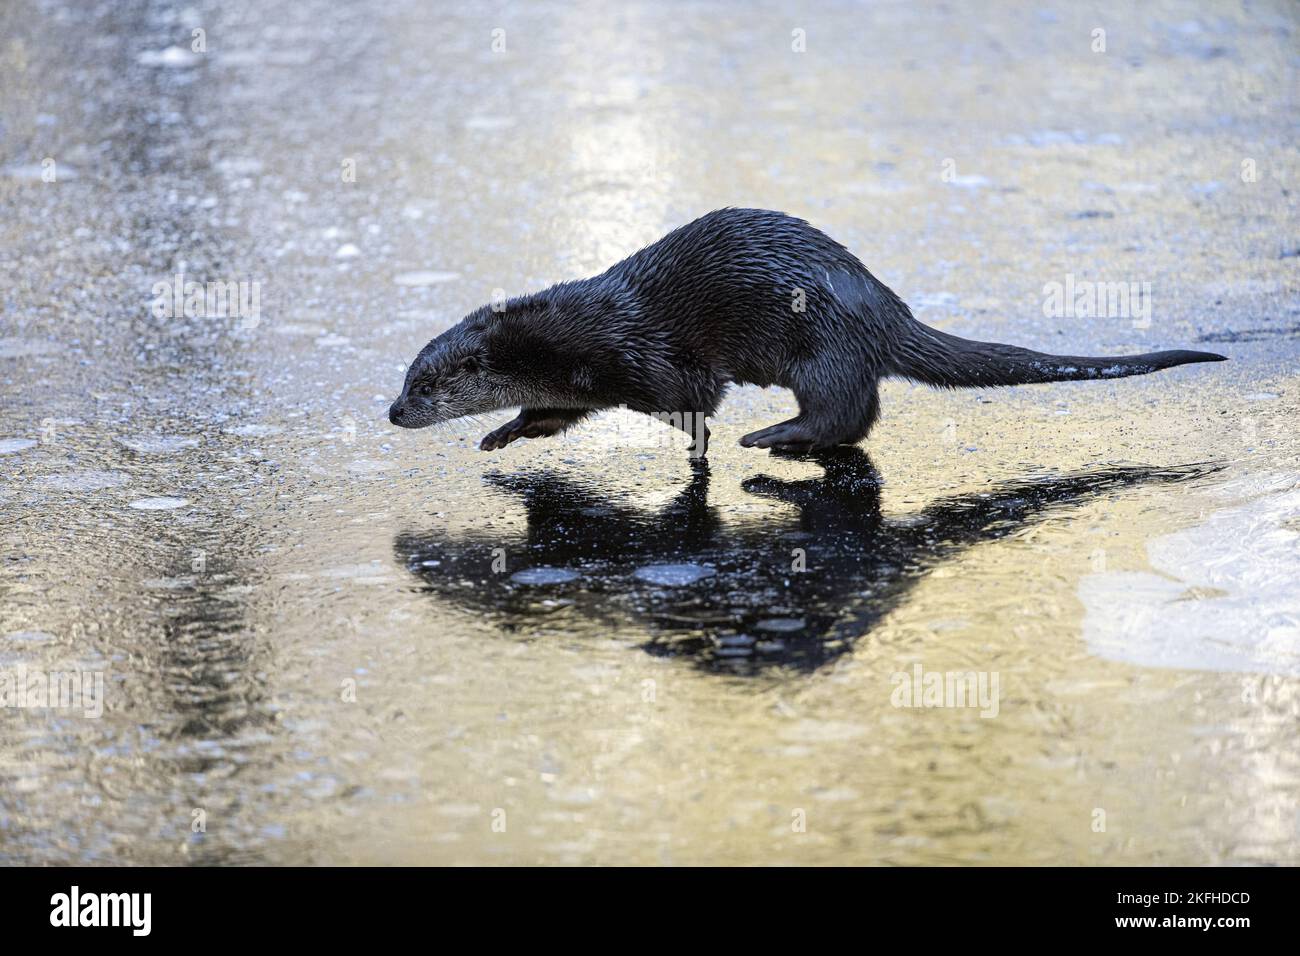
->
739, 419, 824, 452
741, 420, 861, 453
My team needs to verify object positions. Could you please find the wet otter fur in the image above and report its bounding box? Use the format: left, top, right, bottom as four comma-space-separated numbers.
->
388, 208, 1226, 455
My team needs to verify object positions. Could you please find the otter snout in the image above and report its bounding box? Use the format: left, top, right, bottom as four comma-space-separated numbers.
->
389, 394, 441, 428
388, 398, 411, 427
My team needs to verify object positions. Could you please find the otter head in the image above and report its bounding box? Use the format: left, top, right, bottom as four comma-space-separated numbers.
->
388, 310, 499, 428
388, 297, 597, 429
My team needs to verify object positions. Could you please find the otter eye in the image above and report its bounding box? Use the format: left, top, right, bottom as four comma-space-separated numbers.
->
414, 383, 434, 398
460, 355, 480, 374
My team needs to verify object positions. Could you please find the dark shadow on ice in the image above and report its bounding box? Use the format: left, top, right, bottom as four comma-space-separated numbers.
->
394, 449, 1220, 673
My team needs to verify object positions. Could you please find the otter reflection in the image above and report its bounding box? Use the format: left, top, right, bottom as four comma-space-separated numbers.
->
395, 450, 1212, 673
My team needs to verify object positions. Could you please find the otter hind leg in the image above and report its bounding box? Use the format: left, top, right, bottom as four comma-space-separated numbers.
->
480, 407, 590, 451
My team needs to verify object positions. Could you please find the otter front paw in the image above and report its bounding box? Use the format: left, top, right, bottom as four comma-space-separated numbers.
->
479, 414, 559, 451
481, 408, 589, 451
480, 417, 529, 451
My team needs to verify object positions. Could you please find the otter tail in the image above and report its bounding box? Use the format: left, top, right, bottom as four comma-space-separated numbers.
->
889, 318, 1226, 389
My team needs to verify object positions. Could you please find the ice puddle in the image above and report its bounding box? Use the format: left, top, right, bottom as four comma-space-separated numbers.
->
1079, 473, 1300, 675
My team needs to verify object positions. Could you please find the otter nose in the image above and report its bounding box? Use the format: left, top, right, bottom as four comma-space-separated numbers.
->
388, 400, 405, 426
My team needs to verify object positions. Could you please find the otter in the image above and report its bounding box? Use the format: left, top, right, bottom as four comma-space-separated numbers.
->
388, 208, 1225, 456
